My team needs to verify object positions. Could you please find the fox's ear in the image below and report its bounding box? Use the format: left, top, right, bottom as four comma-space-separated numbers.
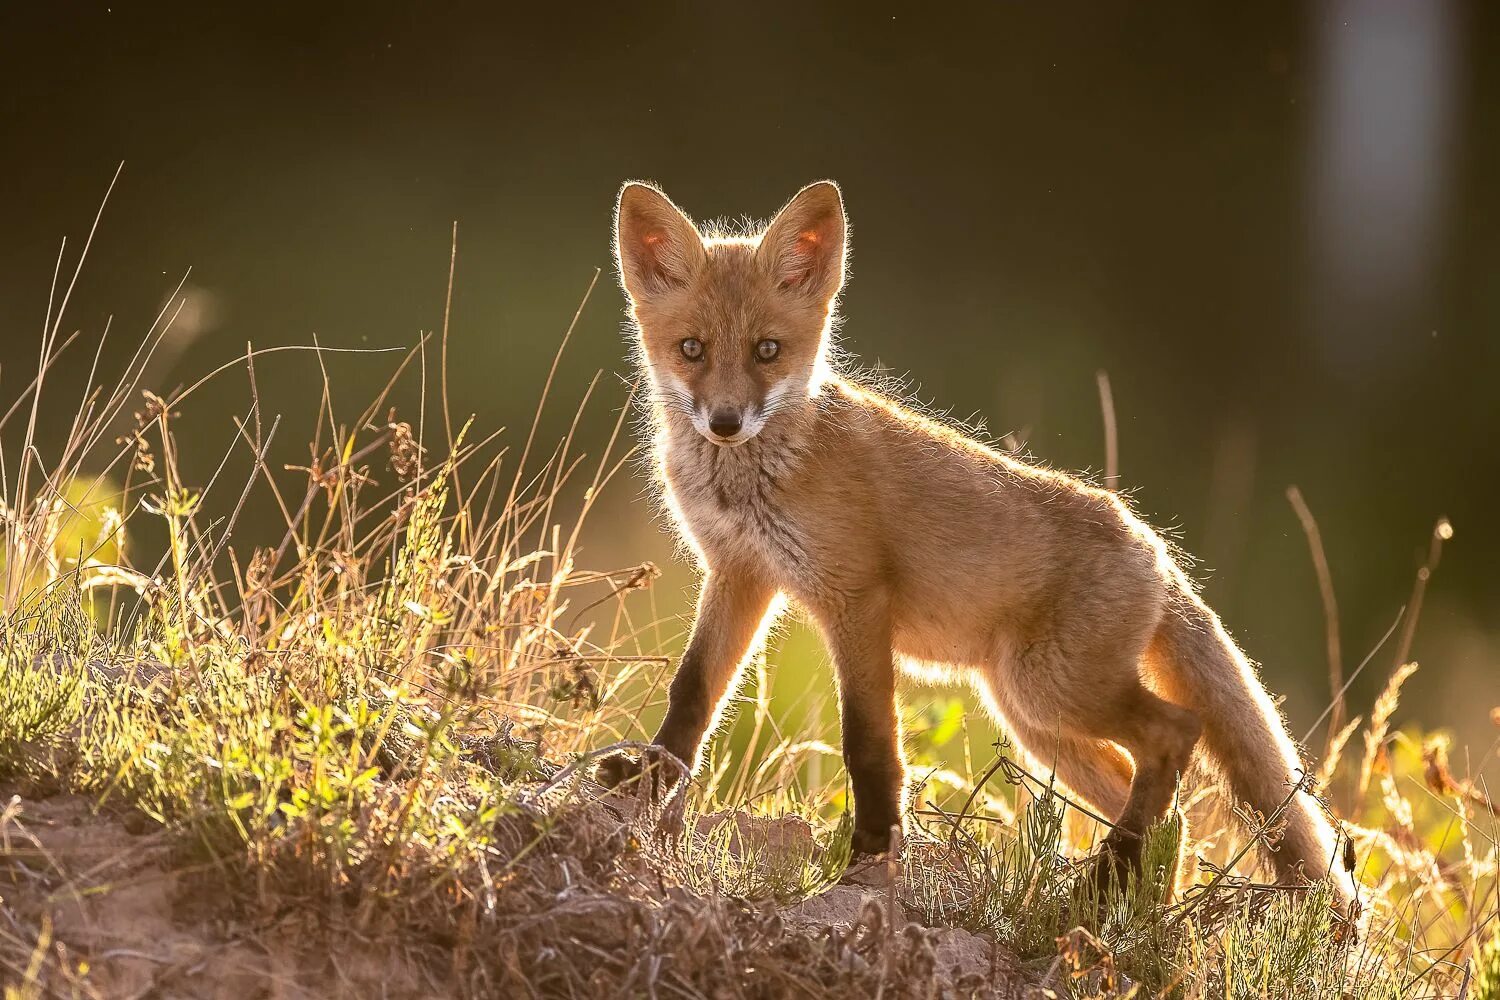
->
757, 181, 847, 306
614, 183, 705, 305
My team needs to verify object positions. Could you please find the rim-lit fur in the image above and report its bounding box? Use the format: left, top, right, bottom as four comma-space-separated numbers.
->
609, 180, 1356, 910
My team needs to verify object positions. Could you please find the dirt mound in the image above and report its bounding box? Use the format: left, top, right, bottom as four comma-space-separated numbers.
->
1, 785, 1031, 998
0, 792, 429, 998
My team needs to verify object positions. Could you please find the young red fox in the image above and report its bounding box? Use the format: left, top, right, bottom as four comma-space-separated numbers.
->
600, 179, 1354, 906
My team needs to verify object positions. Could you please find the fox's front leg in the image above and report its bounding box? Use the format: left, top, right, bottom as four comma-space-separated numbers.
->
823, 590, 904, 861
598, 566, 778, 787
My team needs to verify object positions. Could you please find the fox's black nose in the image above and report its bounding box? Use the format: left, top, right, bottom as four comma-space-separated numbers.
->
708, 410, 742, 438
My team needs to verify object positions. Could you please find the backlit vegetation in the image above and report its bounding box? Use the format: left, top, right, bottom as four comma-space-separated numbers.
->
0, 225, 1495, 998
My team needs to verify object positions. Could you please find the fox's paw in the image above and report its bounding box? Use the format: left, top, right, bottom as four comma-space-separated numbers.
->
1087, 830, 1143, 901
839, 851, 900, 888
593, 750, 642, 790
593, 745, 687, 799
839, 823, 905, 887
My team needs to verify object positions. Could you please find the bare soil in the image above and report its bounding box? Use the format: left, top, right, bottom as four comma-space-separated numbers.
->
1, 785, 1032, 998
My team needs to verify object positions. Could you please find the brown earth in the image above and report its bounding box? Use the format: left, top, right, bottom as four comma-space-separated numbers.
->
0, 786, 1034, 999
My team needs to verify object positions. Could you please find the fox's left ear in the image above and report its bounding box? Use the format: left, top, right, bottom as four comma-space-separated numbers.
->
757, 181, 847, 306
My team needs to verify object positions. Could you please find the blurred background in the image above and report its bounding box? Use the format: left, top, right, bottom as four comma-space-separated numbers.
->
1, 3, 1495, 776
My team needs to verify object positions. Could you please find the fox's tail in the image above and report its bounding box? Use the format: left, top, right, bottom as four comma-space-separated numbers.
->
1151, 588, 1356, 911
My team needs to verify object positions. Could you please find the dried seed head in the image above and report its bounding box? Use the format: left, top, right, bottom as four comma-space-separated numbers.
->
386, 409, 424, 480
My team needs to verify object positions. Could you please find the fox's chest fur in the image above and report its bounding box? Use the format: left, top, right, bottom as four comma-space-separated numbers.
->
657, 424, 826, 592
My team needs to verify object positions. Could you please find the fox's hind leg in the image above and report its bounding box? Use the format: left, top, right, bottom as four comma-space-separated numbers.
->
1087, 684, 1200, 877
997, 637, 1200, 882
1006, 724, 1133, 820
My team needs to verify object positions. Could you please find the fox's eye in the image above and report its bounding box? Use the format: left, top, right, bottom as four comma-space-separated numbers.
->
755, 339, 780, 362
680, 338, 704, 361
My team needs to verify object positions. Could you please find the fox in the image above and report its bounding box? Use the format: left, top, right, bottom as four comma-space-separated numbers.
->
598, 178, 1355, 909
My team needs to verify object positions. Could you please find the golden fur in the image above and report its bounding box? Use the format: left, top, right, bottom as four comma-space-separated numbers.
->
602, 180, 1354, 907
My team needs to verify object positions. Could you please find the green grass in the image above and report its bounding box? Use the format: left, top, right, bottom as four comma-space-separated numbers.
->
0, 250, 1495, 998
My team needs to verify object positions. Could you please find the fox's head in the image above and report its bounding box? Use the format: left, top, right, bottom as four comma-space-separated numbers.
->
613, 181, 847, 447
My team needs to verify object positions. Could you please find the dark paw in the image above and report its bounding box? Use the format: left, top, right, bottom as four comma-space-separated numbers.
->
852, 821, 904, 858
1089, 831, 1143, 899
840, 851, 900, 887
839, 823, 904, 886
593, 745, 686, 799
594, 750, 641, 789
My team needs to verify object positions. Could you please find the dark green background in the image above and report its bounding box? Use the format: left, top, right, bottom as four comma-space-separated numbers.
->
1, 3, 1495, 762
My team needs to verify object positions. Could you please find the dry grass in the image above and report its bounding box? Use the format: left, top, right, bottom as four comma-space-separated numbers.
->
0, 207, 1496, 998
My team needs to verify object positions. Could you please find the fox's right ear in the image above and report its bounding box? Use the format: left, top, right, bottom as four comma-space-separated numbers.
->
614, 183, 705, 305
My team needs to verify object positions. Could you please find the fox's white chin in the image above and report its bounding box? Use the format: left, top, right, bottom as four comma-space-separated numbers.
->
701, 432, 753, 447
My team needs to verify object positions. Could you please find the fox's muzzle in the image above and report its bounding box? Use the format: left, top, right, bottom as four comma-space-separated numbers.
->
691, 403, 767, 447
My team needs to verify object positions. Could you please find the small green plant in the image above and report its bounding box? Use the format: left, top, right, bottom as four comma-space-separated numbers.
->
1474, 926, 1500, 1000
